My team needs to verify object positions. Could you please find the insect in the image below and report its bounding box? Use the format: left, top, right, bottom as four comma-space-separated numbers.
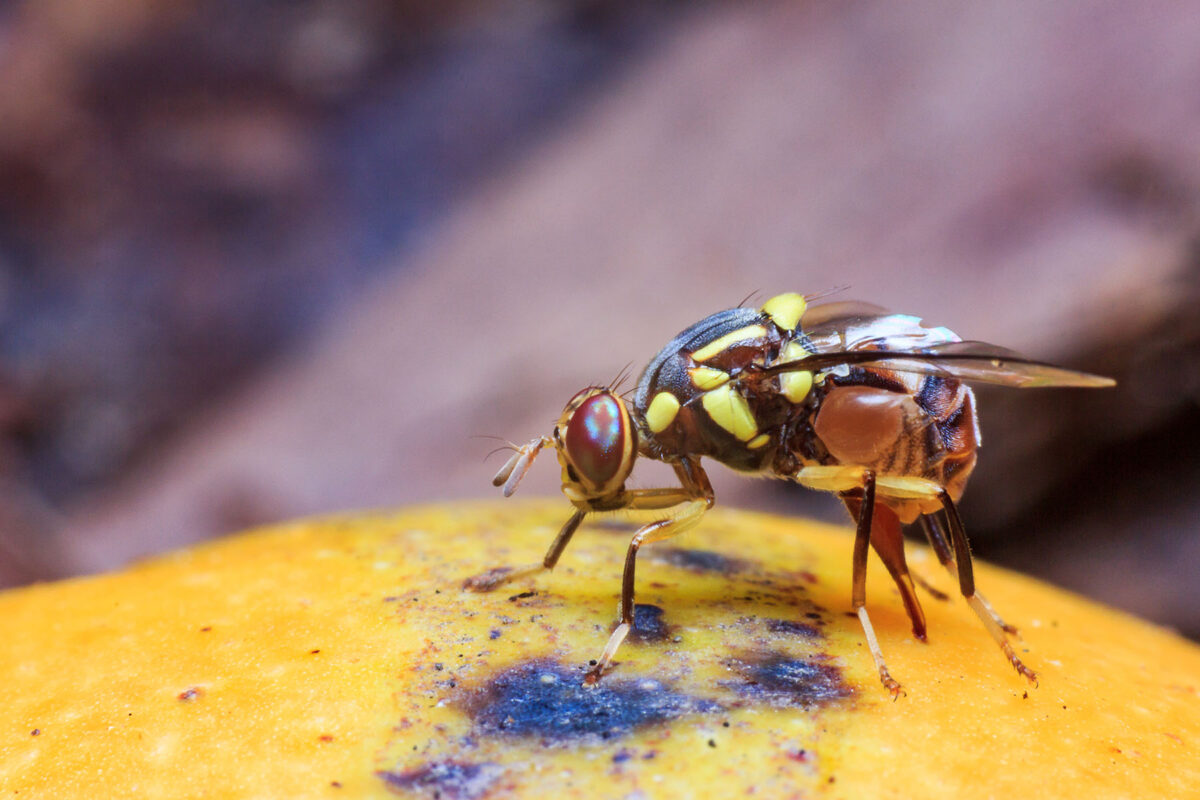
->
465, 292, 1114, 694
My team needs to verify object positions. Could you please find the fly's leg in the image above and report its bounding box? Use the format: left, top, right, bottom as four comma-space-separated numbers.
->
920, 512, 1016, 635
840, 470, 903, 697
911, 571, 951, 602
463, 509, 585, 592
845, 497, 927, 642
938, 490, 1036, 684
467, 483, 700, 593
918, 513, 953, 565
584, 459, 714, 686
799, 466, 1035, 689
582, 504, 706, 685
797, 466, 901, 694
467, 434, 572, 590
910, 515, 951, 602
973, 588, 1019, 636
799, 469, 968, 694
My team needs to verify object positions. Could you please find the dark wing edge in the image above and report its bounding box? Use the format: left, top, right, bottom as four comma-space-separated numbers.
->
759, 342, 1116, 389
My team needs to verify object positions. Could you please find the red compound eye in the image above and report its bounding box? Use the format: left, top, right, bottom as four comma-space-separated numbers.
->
564, 392, 630, 490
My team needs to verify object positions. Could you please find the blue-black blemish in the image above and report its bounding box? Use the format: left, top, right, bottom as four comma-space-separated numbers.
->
765, 618, 821, 638
653, 547, 748, 574
628, 604, 669, 643
463, 661, 721, 741
377, 760, 501, 799
488, 628, 503, 640
723, 653, 851, 708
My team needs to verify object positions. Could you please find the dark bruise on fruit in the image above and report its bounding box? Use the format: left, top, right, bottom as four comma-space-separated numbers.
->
765, 618, 821, 638
628, 604, 669, 643
722, 652, 853, 708
651, 547, 749, 575
377, 760, 502, 799
460, 661, 721, 742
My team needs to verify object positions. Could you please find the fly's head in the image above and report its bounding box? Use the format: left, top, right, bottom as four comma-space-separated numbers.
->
554, 388, 638, 505
492, 388, 637, 507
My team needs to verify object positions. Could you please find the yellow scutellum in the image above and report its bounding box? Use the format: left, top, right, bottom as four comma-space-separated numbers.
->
761, 292, 808, 332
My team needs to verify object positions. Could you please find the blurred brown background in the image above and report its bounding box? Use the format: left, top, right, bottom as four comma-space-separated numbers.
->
0, 1, 1197, 638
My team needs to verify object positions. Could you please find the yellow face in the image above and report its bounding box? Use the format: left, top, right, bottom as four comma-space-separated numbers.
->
553, 389, 637, 504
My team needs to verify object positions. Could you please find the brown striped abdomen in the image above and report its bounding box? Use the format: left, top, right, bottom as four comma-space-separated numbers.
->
810, 369, 980, 522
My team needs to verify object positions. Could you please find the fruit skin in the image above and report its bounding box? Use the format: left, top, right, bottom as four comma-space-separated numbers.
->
0, 501, 1194, 798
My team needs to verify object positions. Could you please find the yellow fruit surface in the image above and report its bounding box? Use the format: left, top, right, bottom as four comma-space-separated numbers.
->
0, 501, 1197, 798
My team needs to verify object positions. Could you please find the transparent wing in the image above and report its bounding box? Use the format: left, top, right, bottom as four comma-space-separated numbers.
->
762, 344, 1113, 388
802, 302, 964, 352
771, 304, 1115, 389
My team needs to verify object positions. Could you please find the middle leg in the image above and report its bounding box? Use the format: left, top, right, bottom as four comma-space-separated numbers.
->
845, 497, 927, 642
912, 513, 953, 600
842, 471, 903, 696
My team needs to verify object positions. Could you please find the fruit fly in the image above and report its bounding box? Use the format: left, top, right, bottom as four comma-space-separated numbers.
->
465, 292, 1114, 694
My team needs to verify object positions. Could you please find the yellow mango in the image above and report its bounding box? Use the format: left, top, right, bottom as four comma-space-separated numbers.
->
0, 502, 1196, 798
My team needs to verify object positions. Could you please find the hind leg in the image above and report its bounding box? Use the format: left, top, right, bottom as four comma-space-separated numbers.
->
937, 491, 1037, 684
798, 466, 1036, 689
463, 508, 587, 592
919, 513, 1017, 634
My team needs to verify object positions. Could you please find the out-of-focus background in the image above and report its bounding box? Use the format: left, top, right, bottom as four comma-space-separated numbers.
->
1, 1, 1197, 638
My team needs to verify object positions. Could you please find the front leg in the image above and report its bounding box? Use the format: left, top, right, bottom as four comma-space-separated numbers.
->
463, 508, 586, 592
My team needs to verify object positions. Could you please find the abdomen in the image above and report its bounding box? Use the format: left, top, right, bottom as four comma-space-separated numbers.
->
809, 369, 980, 521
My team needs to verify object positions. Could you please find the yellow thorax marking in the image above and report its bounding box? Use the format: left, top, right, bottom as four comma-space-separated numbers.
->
701, 384, 758, 441
761, 292, 808, 332
687, 366, 730, 390
690, 324, 768, 362
778, 340, 813, 403
645, 391, 681, 433
747, 433, 770, 449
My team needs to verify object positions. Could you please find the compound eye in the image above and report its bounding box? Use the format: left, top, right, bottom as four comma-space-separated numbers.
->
564, 392, 630, 490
